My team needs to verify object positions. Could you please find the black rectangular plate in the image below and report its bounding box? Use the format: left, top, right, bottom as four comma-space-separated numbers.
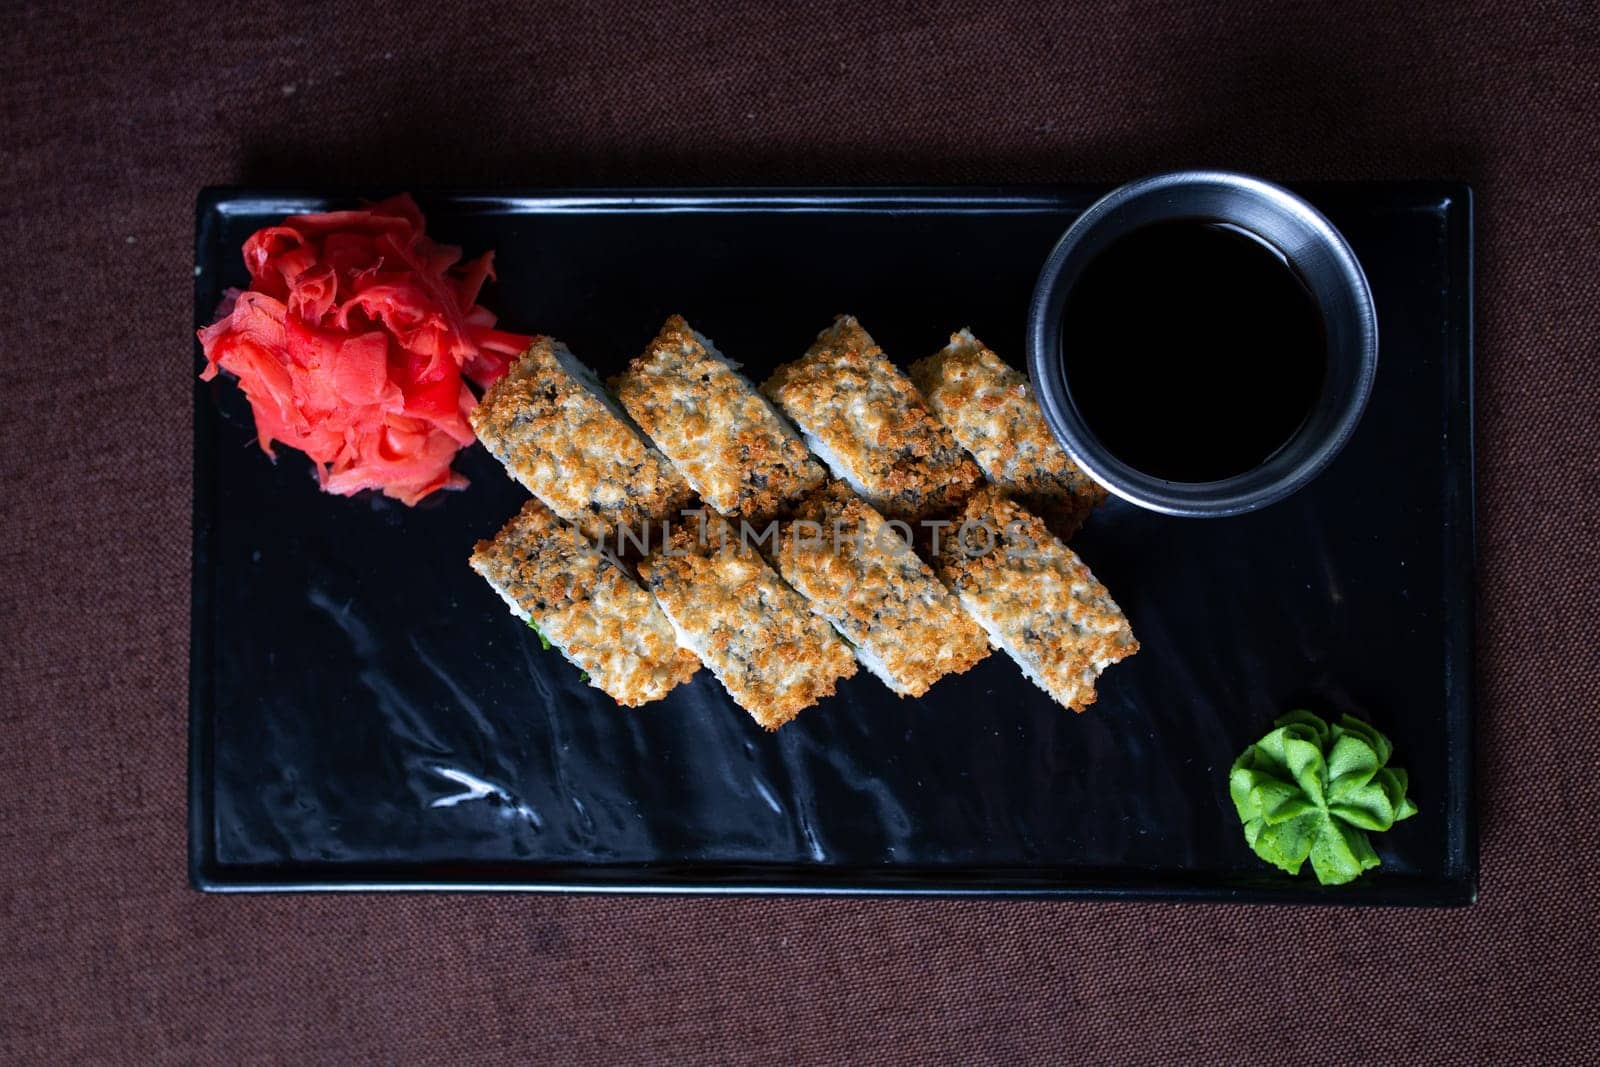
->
190, 186, 1474, 903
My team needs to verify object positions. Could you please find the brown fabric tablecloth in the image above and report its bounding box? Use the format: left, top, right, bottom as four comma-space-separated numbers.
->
3, 2, 1597, 1062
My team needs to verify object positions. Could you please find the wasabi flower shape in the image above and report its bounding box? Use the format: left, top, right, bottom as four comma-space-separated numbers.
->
1229, 710, 1419, 886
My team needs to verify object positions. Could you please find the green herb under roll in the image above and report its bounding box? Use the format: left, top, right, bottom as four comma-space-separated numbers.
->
526, 618, 551, 650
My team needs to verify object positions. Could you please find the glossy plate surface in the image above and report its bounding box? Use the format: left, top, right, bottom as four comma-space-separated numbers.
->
191, 186, 1474, 903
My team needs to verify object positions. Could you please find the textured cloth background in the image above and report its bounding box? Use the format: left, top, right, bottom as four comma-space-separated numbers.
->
3, 1, 1598, 1062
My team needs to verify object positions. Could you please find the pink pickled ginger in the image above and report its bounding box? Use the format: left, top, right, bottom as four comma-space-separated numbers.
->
198, 193, 530, 505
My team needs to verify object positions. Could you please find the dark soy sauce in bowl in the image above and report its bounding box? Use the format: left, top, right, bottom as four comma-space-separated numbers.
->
1061, 220, 1327, 483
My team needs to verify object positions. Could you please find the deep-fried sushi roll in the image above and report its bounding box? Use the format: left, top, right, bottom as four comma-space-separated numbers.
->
935, 487, 1137, 712
762, 315, 983, 520
637, 511, 856, 729
470, 338, 694, 543
773, 482, 990, 698
470, 498, 700, 707
909, 329, 1107, 539
610, 316, 823, 520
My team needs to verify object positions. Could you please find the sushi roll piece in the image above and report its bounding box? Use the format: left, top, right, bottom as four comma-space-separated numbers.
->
469, 498, 700, 707
762, 315, 983, 520
638, 511, 857, 729
773, 481, 991, 698
610, 316, 824, 520
909, 328, 1107, 539
470, 337, 693, 544
935, 486, 1138, 712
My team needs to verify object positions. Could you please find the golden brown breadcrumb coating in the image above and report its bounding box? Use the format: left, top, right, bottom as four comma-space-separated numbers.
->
611, 316, 823, 521
470, 499, 699, 707
774, 482, 990, 698
909, 329, 1108, 539
935, 487, 1137, 712
470, 338, 693, 543
762, 315, 983, 520
638, 510, 856, 729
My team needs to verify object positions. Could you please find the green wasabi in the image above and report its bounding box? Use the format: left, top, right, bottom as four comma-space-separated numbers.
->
1229, 710, 1418, 886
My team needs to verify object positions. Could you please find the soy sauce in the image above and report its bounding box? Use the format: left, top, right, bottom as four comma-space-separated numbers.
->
1061, 220, 1326, 483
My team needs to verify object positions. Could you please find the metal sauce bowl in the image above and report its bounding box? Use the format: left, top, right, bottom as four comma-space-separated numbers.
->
1026, 171, 1378, 517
